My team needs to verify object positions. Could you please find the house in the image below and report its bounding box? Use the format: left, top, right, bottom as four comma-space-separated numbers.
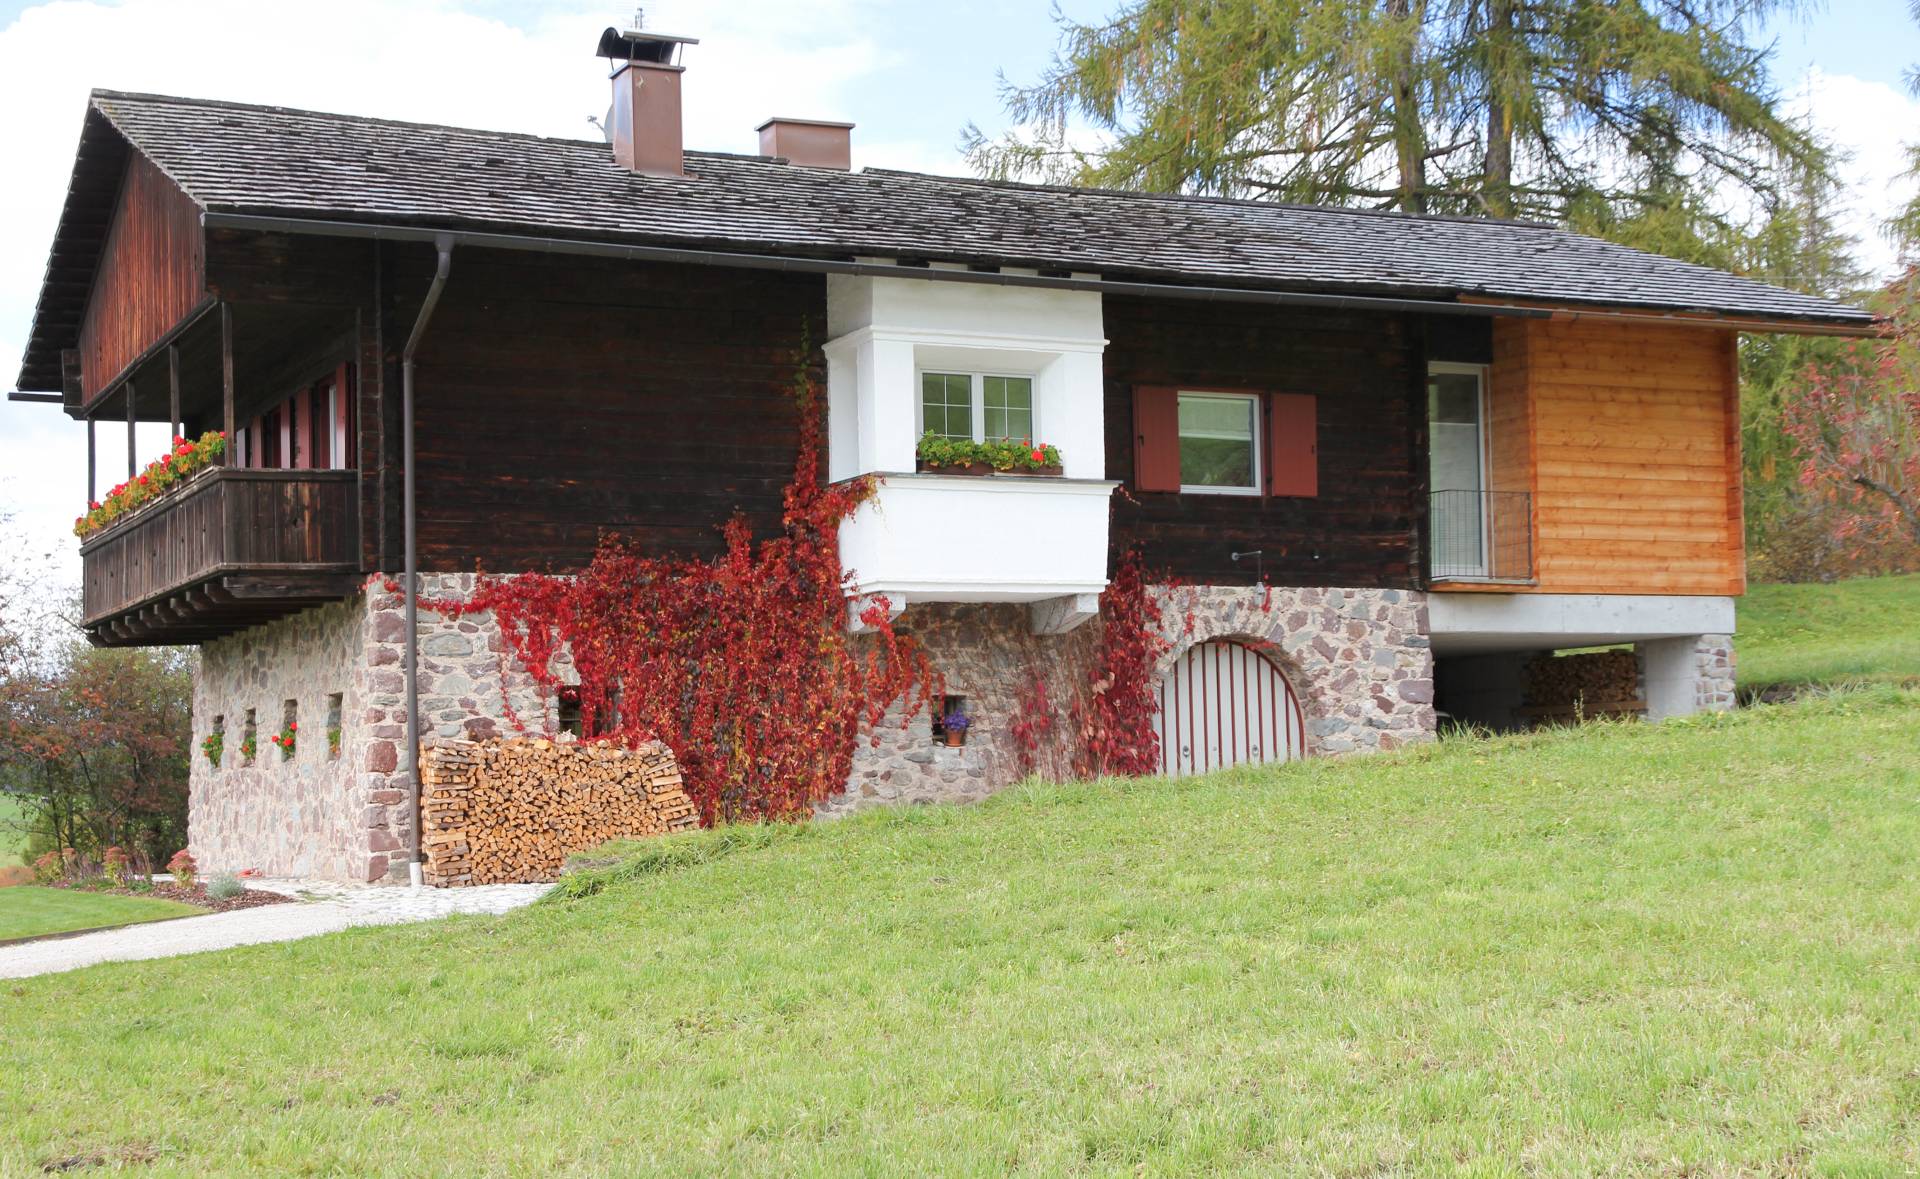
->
11, 24, 1873, 881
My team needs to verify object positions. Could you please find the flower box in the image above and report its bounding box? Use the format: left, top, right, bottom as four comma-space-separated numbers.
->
915, 459, 994, 476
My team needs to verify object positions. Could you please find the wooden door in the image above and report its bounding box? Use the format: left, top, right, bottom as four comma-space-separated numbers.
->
1152, 640, 1306, 777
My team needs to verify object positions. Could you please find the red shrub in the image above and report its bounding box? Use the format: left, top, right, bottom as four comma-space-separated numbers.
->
419, 350, 934, 824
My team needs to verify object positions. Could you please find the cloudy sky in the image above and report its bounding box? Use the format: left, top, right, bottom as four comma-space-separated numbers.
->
2, 0, 1917, 598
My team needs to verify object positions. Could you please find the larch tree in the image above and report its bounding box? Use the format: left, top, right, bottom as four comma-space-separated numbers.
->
966, 0, 1825, 251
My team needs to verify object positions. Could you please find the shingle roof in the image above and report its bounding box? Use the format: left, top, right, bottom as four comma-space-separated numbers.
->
15, 88, 1875, 389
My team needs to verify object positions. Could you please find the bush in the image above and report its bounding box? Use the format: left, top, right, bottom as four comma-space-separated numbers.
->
102, 846, 129, 888
205, 872, 246, 900
166, 849, 197, 890
31, 849, 67, 886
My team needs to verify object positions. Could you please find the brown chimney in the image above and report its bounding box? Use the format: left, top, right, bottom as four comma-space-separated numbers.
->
596, 17, 699, 177
757, 117, 854, 170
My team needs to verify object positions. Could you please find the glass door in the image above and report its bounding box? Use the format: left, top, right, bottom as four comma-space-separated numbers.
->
1428, 364, 1489, 578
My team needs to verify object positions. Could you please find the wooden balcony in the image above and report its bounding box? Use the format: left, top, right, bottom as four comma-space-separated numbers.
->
80, 467, 361, 647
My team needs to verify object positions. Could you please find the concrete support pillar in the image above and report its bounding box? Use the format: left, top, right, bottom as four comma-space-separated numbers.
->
1638, 634, 1736, 721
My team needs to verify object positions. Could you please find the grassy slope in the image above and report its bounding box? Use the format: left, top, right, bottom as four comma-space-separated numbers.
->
1739, 573, 1920, 690
4, 689, 1918, 1175
0, 887, 201, 941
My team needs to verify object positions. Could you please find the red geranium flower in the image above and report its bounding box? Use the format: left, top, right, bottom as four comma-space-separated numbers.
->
1030, 448, 1046, 462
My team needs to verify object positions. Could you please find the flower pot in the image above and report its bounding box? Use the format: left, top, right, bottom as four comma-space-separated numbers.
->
917, 460, 993, 476
943, 729, 967, 748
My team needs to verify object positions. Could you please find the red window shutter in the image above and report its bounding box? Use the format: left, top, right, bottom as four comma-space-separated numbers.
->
1133, 385, 1182, 492
1266, 392, 1317, 497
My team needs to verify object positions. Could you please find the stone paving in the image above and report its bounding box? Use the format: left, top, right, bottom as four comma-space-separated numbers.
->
0, 880, 552, 979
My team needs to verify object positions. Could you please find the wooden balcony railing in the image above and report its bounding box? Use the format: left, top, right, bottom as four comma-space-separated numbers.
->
80, 466, 360, 646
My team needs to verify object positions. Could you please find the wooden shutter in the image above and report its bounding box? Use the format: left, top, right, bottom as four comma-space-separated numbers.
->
1133, 385, 1182, 492
1266, 392, 1317, 497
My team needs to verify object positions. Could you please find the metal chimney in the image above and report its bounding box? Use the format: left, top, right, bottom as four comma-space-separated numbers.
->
596, 13, 699, 176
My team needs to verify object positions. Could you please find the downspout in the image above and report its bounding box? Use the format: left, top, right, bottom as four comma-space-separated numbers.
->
402, 235, 453, 886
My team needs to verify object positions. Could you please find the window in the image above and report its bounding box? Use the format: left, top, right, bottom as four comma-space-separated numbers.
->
1178, 392, 1261, 494
919, 371, 1037, 442
982, 376, 1033, 442
325, 692, 343, 760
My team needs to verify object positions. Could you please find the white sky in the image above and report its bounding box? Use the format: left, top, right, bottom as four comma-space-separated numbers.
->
1, 0, 1917, 602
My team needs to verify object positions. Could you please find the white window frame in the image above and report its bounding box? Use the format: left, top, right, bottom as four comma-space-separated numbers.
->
915, 369, 1040, 444
1427, 361, 1492, 578
1177, 390, 1263, 497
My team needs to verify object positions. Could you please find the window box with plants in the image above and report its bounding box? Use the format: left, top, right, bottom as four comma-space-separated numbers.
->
915, 434, 1064, 478
72, 431, 228, 540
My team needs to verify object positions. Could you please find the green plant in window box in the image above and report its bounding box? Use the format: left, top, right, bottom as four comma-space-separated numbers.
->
328, 726, 343, 758
916, 434, 1063, 476
201, 732, 224, 768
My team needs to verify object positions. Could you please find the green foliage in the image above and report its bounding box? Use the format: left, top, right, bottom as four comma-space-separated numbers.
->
205, 872, 246, 901
968, 0, 1826, 260
3, 691, 1919, 1172
915, 433, 1063, 471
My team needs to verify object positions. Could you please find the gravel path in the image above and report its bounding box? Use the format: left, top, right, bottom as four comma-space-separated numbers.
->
0, 880, 552, 979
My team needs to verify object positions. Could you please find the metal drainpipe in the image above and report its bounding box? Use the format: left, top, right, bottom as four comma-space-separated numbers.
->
402, 235, 453, 887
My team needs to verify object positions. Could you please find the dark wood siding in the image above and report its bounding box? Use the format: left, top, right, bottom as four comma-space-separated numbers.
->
1104, 296, 1422, 588
408, 249, 823, 573
79, 155, 205, 405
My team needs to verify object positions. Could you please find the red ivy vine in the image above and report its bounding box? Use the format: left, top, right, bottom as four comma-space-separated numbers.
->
416, 348, 934, 824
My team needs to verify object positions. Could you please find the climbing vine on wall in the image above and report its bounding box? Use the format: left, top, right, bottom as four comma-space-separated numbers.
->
417, 348, 934, 825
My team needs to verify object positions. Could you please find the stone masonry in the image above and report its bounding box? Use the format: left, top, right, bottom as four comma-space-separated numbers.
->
192, 574, 571, 882
825, 584, 1436, 817
193, 576, 1436, 873
1638, 632, 1737, 720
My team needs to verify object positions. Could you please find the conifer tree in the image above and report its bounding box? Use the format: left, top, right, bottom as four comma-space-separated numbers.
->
967, 0, 1824, 251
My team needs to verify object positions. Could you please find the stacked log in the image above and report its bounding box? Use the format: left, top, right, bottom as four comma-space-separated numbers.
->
1520, 649, 1643, 717
419, 737, 697, 886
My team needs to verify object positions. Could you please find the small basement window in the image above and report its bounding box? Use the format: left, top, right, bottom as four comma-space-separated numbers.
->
326, 692, 343, 760
1178, 391, 1260, 494
930, 694, 968, 743
241, 709, 257, 767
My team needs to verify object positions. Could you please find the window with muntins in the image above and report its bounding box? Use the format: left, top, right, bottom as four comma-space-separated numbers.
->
920, 372, 1037, 442
1178, 392, 1260, 493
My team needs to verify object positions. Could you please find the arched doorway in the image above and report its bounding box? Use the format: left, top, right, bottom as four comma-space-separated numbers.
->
1152, 639, 1306, 777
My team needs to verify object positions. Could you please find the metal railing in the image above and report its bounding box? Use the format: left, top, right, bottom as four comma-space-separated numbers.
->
1429, 489, 1533, 582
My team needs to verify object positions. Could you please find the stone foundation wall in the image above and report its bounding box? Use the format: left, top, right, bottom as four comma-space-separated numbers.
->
190, 597, 373, 879
827, 584, 1435, 817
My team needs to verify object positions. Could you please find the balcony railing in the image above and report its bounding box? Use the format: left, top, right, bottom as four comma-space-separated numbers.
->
1429, 489, 1533, 583
80, 466, 360, 646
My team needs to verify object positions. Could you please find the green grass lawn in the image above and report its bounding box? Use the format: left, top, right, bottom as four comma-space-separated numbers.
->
1739, 573, 1920, 691
4, 688, 1918, 1175
0, 886, 202, 941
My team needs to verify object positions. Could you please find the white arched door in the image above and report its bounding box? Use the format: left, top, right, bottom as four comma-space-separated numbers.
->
1152, 640, 1306, 777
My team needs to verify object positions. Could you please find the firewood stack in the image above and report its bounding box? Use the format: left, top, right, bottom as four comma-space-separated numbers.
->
419, 737, 698, 886
1521, 650, 1642, 711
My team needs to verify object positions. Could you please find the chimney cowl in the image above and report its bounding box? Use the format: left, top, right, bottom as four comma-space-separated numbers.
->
599, 22, 698, 177
757, 117, 855, 171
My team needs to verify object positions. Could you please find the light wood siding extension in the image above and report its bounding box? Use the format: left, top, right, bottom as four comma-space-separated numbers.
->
1482, 317, 1744, 596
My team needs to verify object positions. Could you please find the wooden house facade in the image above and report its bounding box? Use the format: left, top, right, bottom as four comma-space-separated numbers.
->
12, 27, 1872, 880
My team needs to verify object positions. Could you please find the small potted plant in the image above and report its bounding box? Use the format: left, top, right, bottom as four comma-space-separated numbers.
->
201, 731, 224, 768
270, 720, 297, 760
941, 708, 972, 748
984, 440, 1064, 477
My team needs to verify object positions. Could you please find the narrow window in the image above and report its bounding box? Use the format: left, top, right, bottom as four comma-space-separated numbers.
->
1178, 392, 1261, 494
920, 372, 973, 440
326, 692, 343, 760
982, 376, 1034, 441
279, 698, 299, 761
930, 694, 968, 743
209, 715, 225, 772
241, 708, 257, 767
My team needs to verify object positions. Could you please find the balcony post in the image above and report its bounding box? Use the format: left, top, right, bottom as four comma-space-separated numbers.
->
86, 413, 95, 503
220, 303, 236, 454
168, 344, 182, 440
125, 379, 136, 479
